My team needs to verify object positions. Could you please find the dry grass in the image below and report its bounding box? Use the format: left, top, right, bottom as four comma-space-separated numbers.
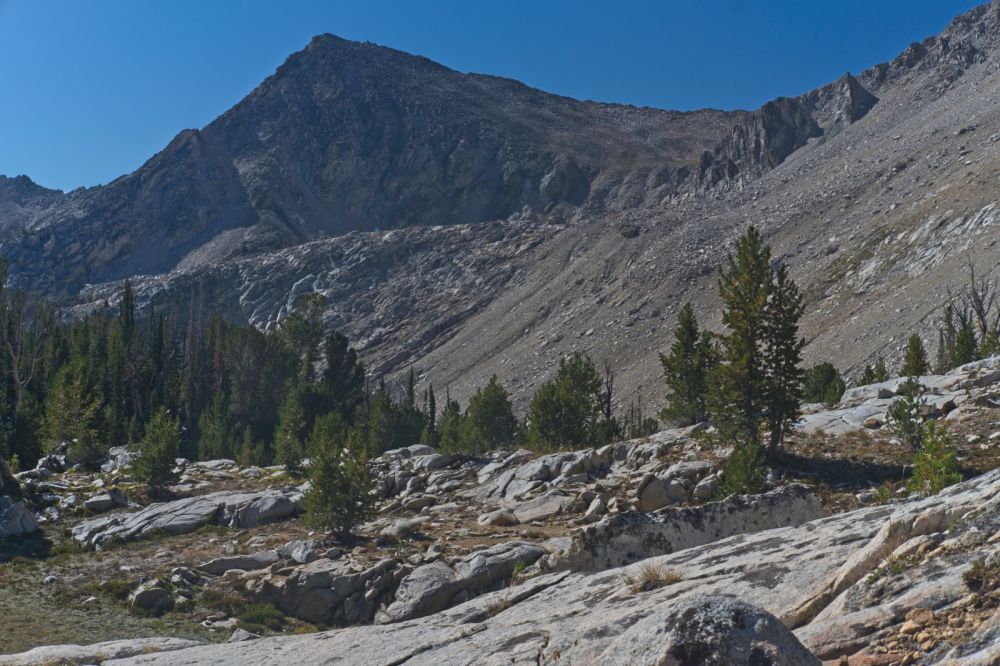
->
621, 561, 682, 594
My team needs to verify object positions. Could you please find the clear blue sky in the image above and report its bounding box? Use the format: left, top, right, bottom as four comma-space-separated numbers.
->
0, 0, 983, 191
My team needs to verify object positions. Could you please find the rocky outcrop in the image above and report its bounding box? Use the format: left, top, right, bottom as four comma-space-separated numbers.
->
71, 487, 303, 549
549, 484, 823, 571
199, 550, 280, 576
798, 357, 1000, 436
250, 557, 402, 626
84, 468, 1000, 665
377, 541, 546, 624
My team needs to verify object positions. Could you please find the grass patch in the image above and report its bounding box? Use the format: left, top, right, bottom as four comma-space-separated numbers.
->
621, 562, 683, 594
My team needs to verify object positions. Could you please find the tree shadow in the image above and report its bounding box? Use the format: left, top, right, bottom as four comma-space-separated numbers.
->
771, 450, 909, 490
0, 530, 54, 563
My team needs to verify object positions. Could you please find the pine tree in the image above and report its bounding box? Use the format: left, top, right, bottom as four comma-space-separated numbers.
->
133, 408, 180, 489
901, 334, 929, 377
803, 363, 846, 405
302, 425, 374, 539
712, 225, 772, 447
463, 375, 518, 453
886, 377, 925, 450
436, 395, 465, 453
321, 330, 365, 422
874, 358, 888, 382
908, 421, 962, 496
951, 322, 978, 368
43, 372, 102, 469
273, 389, 307, 469
763, 264, 805, 450
281, 293, 327, 383
527, 353, 602, 450
660, 303, 714, 425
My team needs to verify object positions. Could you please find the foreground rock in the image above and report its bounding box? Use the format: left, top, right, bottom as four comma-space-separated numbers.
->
600, 595, 820, 666
71, 487, 303, 549
3, 637, 203, 665
549, 483, 823, 571
83, 468, 1000, 665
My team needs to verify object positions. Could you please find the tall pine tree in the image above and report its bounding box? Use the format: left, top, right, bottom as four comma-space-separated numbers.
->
660, 303, 714, 426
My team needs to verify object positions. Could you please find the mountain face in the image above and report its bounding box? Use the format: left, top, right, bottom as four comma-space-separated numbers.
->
6, 2, 1000, 406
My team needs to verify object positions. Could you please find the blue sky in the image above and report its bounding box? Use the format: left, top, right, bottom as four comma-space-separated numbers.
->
0, 0, 983, 191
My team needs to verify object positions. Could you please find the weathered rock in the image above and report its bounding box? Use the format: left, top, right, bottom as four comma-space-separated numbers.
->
84, 488, 127, 513
636, 473, 672, 512
0, 495, 38, 540
251, 557, 399, 625
583, 496, 607, 523
477, 508, 518, 527
129, 581, 173, 613
200, 550, 280, 576
692, 475, 719, 501
2, 637, 203, 665
72, 488, 302, 549
380, 516, 428, 540
227, 629, 261, 643
597, 595, 820, 665
378, 541, 546, 623
551, 484, 824, 571
36, 454, 67, 474
511, 490, 573, 523
277, 539, 324, 564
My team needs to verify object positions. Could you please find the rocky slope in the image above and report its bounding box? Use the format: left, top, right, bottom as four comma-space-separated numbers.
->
9, 6, 1000, 405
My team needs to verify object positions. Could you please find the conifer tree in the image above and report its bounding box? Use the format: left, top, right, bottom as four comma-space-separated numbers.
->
321, 331, 365, 422
803, 362, 846, 404
274, 389, 307, 469
952, 322, 978, 368
901, 334, 929, 377
463, 375, 518, 453
436, 394, 465, 453
660, 303, 714, 425
711, 225, 772, 447
527, 352, 603, 450
43, 372, 102, 469
133, 407, 180, 489
302, 424, 374, 539
763, 264, 805, 450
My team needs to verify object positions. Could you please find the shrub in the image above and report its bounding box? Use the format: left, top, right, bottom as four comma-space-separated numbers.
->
908, 421, 961, 496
